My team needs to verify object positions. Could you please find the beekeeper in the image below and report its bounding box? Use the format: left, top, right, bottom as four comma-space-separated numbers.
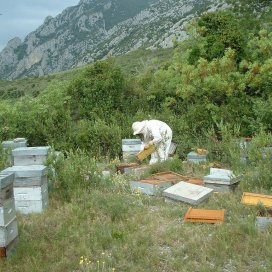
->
132, 120, 172, 164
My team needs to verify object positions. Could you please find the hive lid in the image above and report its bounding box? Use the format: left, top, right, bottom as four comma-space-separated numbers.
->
122, 139, 141, 145
137, 145, 156, 161
241, 192, 272, 208
163, 181, 213, 205
184, 207, 225, 223
12, 146, 50, 156
2, 165, 47, 178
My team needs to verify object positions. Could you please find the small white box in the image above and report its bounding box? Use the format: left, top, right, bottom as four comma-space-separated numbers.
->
14, 183, 48, 201
2, 165, 47, 187
0, 218, 18, 247
0, 198, 16, 226
130, 179, 172, 196
122, 139, 142, 152
12, 146, 50, 166
15, 198, 49, 214
163, 181, 213, 205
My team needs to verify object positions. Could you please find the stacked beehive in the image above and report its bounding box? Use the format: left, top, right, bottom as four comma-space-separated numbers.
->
203, 168, 241, 193
1, 138, 27, 165
2, 146, 50, 214
122, 139, 142, 162
0, 172, 19, 257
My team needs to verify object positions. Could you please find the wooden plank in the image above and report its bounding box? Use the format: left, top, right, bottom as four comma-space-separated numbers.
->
184, 207, 225, 224
241, 192, 272, 208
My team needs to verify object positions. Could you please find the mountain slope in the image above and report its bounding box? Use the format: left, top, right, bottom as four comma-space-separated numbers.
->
0, 0, 221, 80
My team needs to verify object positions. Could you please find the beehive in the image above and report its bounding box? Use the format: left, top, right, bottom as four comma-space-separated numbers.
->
116, 163, 139, 174
163, 181, 213, 205
0, 172, 18, 257
0, 173, 15, 205
241, 192, 272, 208
0, 237, 19, 257
123, 165, 151, 178
187, 151, 207, 163
0, 218, 18, 248
184, 207, 225, 224
13, 183, 49, 214
12, 146, 50, 166
1, 138, 27, 150
122, 139, 141, 162
150, 171, 204, 186
204, 168, 240, 192
2, 165, 47, 187
130, 178, 172, 196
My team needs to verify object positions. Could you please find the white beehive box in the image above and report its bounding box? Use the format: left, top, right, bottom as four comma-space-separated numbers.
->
130, 179, 172, 196
163, 181, 213, 205
187, 151, 207, 163
0, 173, 14, 205
2, 165, 47, 187
2, 138, 27, 150
0, 198, 16, 226
12, 146, 50, 166
14, 183, 49, 214
203, 168, 240, 193
122, 139, 142, 162
0, 218, 18, 247
203, 168, 240, 185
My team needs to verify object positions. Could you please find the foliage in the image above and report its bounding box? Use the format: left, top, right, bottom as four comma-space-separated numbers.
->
67, 59, 127, 121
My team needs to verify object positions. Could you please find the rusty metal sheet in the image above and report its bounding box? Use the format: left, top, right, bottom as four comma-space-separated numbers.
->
241, 192, 272, 208
184, 207, 225, 224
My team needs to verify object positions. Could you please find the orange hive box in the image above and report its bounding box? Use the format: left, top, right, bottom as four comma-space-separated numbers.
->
116, 163, 139, 174
150, 171, 204, 185
241, 192, 272, 208
184, 207, 225, 224
137, 145, 156, 161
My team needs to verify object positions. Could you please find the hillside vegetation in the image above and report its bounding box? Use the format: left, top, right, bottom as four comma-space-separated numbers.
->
0, 3, 272, 271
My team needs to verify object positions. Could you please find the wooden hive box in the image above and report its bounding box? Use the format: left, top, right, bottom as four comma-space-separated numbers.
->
187, 151, 207, 163
2, 138, 27, 150
0, 198, 16, 227
12, 146, 50, 166
2, 165, 47, 187
130, 178, 172, 196
241, 192, 272, 208
0, 236, 19, 257
150, 171, 204, 186
184, 207, 225, 224
122, 139, 142, 162
0, 173, 14, 205
163, 181, 213, 205
116, 163, 139, 174
13, 183, 49, 214
0, 218, 18, 248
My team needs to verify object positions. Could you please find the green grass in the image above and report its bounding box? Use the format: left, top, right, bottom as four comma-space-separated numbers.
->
1, 158, 272, 272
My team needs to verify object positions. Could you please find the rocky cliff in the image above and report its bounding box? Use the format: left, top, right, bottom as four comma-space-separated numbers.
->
0, 0, 223, 80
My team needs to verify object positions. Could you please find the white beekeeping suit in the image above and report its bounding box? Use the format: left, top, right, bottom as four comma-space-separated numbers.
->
132, 120, 172, 165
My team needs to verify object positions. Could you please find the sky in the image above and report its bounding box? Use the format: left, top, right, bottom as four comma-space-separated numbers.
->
0, 0, 80, 51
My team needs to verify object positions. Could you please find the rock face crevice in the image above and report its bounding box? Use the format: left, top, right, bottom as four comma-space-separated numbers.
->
0, 0, 220, 80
